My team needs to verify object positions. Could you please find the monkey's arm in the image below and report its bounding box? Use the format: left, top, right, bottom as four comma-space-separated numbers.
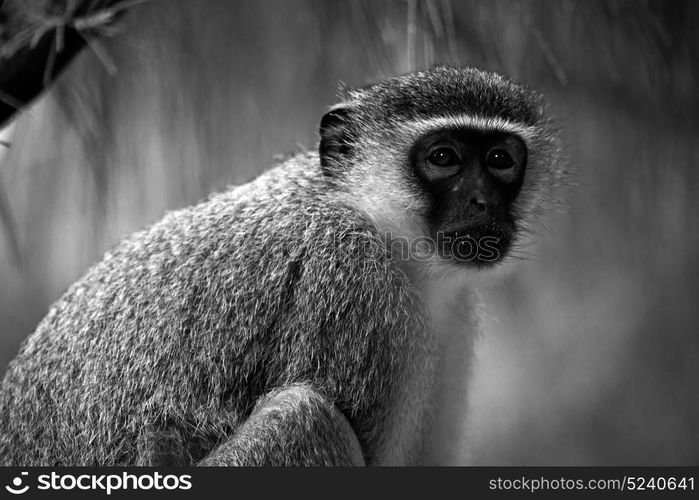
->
198, 384, 365, 466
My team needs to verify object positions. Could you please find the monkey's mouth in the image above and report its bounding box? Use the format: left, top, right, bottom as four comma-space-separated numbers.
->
438, 222, 513, 266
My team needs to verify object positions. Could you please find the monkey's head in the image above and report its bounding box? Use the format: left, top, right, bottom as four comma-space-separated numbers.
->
319, 66, 563, 276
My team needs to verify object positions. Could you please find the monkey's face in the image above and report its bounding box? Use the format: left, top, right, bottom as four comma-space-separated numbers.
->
410, 128, 527, 267
318, 67, 563, 273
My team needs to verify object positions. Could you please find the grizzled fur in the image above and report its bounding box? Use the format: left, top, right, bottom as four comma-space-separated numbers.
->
347, 66, 544, 126
320, 66, 550, 174
0, 154, 430, 465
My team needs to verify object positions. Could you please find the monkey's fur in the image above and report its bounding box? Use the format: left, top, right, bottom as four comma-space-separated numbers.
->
0, 67, 561, 466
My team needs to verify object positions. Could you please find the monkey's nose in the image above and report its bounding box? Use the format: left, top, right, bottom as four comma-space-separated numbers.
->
469, 197, 487, 213
463, 196, 496, 226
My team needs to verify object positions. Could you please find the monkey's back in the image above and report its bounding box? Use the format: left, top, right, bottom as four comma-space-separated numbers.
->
0, 154, 430, 465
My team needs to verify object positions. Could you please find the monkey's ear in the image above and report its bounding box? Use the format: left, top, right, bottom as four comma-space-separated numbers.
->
319, 105, 355, 175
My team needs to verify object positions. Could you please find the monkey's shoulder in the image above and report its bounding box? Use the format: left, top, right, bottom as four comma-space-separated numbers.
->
25, 154, 417, 353
0, 155, 428, 465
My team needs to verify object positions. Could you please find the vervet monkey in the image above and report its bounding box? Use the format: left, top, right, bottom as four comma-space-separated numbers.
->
0, 66, 562, 466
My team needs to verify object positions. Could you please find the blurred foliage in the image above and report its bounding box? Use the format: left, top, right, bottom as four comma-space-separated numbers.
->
0, 0, 697, 464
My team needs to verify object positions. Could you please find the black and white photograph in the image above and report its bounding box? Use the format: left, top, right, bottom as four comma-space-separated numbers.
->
0, 0, 697, 488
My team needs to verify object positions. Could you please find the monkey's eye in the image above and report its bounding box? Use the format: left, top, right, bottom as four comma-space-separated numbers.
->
486, 148, 515, 169
427, 147, 461, 167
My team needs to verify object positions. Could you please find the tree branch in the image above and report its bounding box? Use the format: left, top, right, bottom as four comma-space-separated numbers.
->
0, 0, 143, 128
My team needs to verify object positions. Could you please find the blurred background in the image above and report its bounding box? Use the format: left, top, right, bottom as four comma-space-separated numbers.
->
0, 0, 697, 464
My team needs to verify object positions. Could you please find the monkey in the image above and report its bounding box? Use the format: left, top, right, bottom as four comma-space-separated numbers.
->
0, 66, 562, 466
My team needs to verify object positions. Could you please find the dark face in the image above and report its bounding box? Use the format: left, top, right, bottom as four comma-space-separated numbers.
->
409, 128, 527, 266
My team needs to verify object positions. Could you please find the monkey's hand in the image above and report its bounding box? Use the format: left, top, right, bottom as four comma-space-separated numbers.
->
198, 384, 365, 466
